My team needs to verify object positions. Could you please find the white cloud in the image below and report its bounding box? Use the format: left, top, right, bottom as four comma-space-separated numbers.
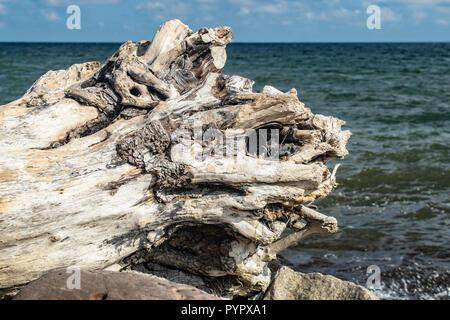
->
381, 0, 450, 4
230, 0, 366, 26
378, 0, 450, 25
305, 11, 328, 21
302, 6, 360, 22
412, 8, 427, 20
436, 18, 449, 24
333, 7, 361, 18
233, 0, 309, 16
137, 1, 164, 10
136, 1, 191, 21
0, 3, 5, 15
239, 7, 249, 16
194, 0, 218, 3
258, 3, 287, 14
41, 9, 61, 21
45, 0, 121, 6
381, 7, 401, 22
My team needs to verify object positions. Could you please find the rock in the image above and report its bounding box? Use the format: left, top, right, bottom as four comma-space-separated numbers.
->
264, 266, 379, 300
132, 262, 208, 289
13, 269, 219, 300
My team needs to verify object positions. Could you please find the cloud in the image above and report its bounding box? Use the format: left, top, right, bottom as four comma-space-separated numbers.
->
232, 0, 309, 16
411, 7, 427, 20
377, 0, 450, 25
231, 0, 366, 26
136, 0, 191, 21
333, 7, 361, 19
233, 0, 434, 28
257, 3, 288, 14
41, 9, 61, 21
194, 0, 217, 3
435, 18, 449, 24
239, 7, 249, 16
0, 3, 5, 14
136, 0, 221, 22
381, 0, 450, 4
137, 1, 164, 10
305, 11, 328, 21
45, 0, 121, 6
381, 7, 401, 22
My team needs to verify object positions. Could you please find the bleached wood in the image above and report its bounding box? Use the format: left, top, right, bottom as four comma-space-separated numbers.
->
0, 20, 351, 297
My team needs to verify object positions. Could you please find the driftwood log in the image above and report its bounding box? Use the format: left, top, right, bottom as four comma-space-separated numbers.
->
0, 20, 351, 298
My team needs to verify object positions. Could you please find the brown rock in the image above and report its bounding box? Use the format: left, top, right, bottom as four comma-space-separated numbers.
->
13, 269, 219, 300
264, 266, 379, 300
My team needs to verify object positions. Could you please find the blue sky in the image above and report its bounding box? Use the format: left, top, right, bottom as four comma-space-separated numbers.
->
0, 0, 449, 42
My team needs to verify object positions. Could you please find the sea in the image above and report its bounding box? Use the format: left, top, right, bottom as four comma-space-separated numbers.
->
0, 42, 449, 300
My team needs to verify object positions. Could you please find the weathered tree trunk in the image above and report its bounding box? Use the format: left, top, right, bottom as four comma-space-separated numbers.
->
0, 20, 351, 297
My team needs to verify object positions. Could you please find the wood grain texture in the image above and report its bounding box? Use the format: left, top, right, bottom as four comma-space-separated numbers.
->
0, 20, 351, 298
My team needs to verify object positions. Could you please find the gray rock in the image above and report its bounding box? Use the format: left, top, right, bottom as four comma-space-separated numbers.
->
133, 262, 207, 289
13, 269, 220, 300
264, 266, 379, 300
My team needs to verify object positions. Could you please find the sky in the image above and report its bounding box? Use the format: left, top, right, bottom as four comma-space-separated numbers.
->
0, 0, 449, 42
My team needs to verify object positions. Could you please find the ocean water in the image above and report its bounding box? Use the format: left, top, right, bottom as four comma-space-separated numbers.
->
1, 42, 449, 299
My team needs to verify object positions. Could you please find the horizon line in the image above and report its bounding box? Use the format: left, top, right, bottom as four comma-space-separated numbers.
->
0, 40, 449, 44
